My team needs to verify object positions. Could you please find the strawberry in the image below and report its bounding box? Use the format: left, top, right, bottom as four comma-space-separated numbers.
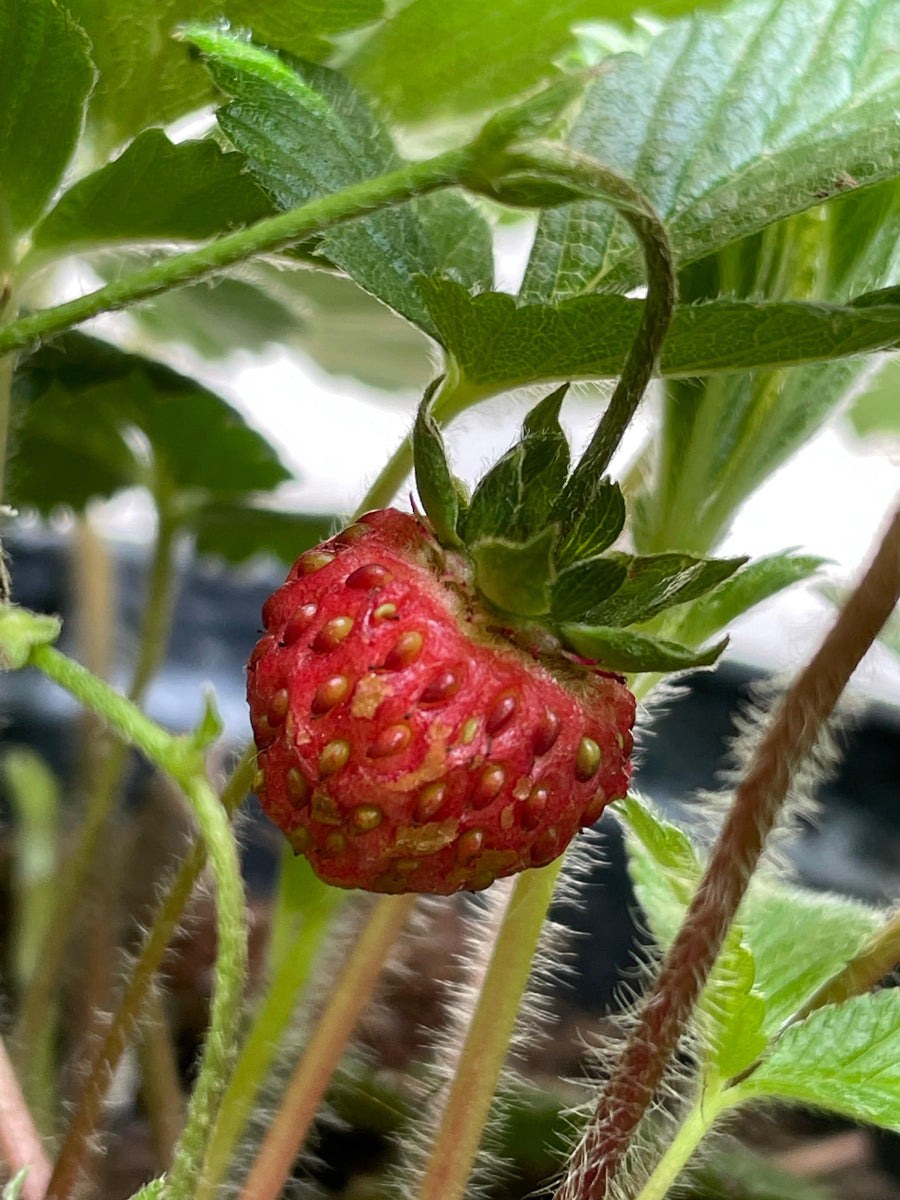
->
248, 508, 635, 894
248, 384, 743, 894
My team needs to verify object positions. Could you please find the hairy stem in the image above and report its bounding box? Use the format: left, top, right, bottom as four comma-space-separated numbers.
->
0, 1034, 52, 1200
415, 864, 563, 1200
557, 495, 900, 1200
161, 775, 245, 1200
20, 643, 247, 1200
45, 844, 203, 1200
45, 749, 256, 1200
198, 858, 344, 1197
236, 895, 415, 1200
633, 1088, 732, 1200
15, 514, 180, 1064
355, 370, 487, 516
484, 143, 676, 494
0, 149, 473, 358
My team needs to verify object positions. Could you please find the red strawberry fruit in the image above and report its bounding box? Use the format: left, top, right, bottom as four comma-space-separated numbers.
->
248, 508, 635, 894
248, 384, 741, 894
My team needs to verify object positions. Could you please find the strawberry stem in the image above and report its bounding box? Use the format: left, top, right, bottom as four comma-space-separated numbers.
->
414, 864, 563, 1200
477, 143, 677, 498
556, 494, 900, 1200
0, 150, 477, 359
18, 642, 248, 1200
197, 855, 345, 1198
44, 748, 257, 1200
14, 509, 182, 1070
235, 895, 416, 1200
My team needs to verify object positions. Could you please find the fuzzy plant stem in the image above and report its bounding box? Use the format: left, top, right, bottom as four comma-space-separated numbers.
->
632, 1089, 733, 1200
236, 895, 416, 1200
45, 747, 257, 1200
198, 866, 344, 1198
482, 143, 677, 492
0, 149, 475, 358
14, 511, 181, 1065
557, 494, 900, 1200
44, 844, 203, 1200
404, 156, 677, 1200
0, 1033, 52, 1200
415, 864, 563, 1200
20, 643, 248, 1200
355, 370, 486, 516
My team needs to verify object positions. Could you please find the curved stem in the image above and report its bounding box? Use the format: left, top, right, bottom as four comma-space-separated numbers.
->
236, 895, 416, 1200
20, 643, 247, 1200
0, 149, 473, 358
162, 777, 246, 1200
415, 864, 562, 1200
478, 142, 677, 493
45, 749, 257, 1200
14, 513, 181, 1065
557, 494, 900, 1200
45, 843, 204, 1200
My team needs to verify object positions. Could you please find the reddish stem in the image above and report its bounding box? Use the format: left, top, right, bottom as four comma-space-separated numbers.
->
0, 1034, 51, 1200
557, 496, 900, 1200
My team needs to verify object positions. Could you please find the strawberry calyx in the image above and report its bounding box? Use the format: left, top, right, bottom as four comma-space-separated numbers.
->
414, 380, 746, 674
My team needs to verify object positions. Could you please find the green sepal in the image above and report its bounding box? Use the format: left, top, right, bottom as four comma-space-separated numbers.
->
673, 551, 826, 648
471, 527, 557, 617
463, 385, 569, 545
581, 552, 747, 628
550, 556, 629, 624
552, 476, 625, 567
560, 624, 727, 673
413, 376, 464, 548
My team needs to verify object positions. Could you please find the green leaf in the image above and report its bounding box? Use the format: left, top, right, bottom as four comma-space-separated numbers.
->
194, 504, 335, 566
420, 278, 900, 390
560, 625, 727, 672
738, 989, 900, 1130
345, 0, 729, 125
463, 386, 570, 545
413, 376, 463, 547
550, 556, 628, 624
131, 265, 433, 390
740, 880, 882, 1036
31, 131, 274, 256
633, 181, 900, 557
0, 0, 94, 234
673, 552, 826, 648
522, 0, 900, 302
470, 528, 557, 617
65, 0, 383, 152
9, 334, 290, 513
579, 553, 746, 628
185, 28, 492, 336
553, 477, 625, 568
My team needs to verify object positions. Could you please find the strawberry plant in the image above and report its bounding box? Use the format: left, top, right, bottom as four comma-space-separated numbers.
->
0, 1, 899, 1199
